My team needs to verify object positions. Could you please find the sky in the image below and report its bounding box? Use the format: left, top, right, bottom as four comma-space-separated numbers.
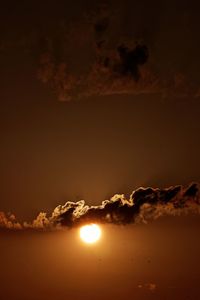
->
0, 0, 200, 299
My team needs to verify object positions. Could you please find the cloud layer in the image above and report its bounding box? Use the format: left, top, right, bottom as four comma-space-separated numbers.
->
0, 183, 200, 231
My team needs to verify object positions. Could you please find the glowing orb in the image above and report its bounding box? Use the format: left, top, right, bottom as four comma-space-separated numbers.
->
80, 224, 101, 244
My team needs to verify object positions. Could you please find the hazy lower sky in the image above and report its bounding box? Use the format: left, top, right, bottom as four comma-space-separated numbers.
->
1, 216, 200, 300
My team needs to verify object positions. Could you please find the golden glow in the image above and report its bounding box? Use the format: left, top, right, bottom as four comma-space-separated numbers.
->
80, 224, 101, 244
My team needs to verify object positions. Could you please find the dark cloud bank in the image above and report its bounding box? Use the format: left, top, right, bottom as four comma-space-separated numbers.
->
0, 183, 200, 231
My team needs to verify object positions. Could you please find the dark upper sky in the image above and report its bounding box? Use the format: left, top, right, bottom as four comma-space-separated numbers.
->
0, 0, 200, 220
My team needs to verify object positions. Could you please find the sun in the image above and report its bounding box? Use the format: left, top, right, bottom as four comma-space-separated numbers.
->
80, 224, 101, 244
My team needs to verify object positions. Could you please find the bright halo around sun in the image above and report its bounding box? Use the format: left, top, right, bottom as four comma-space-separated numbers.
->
80, 224, 101, 244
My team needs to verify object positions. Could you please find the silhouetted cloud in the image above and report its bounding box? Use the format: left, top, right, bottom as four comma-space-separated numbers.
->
0, 183, 200, 231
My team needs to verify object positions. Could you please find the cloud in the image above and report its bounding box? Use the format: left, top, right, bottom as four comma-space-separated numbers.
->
36, 8, 161, 101
0, 212, 22, 230
0, 183, 200, 231
36, 7, 200, 101
37, 40, 156, 102
0, 4, 199, 101
138, 283, 157, 292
